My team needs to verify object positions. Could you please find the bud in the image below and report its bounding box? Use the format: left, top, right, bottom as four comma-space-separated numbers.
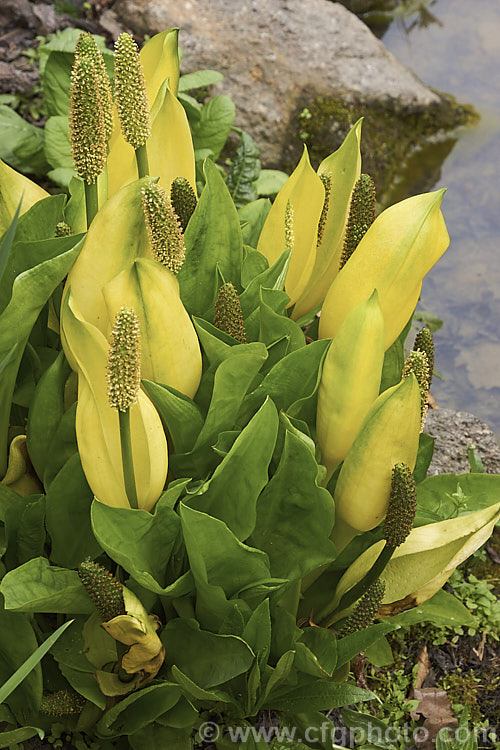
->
55, 221, 72, 237
75, 32, 113, 141
383, 463, 417, 548
340, 579, 385, 636
114, 32, 151, 150
339, 174, 376, 270
317, 171, 332, 246
214, 282, 247, 343
141, 180, 185, 273
403, 349, 430, 430
78, 560, 126, 622
414, 327, 435, 388
170, 177, 197, 231
106, 306, 141, 412
69, 56, 106, 184
40, 690, 86, 717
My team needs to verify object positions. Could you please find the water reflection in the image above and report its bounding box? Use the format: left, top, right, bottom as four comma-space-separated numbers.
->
376, 0, 500, 430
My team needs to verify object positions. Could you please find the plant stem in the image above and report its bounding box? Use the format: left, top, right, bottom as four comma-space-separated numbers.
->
119, 408, 138, 509
135, 144, 149, 178
84, 180, 98, 228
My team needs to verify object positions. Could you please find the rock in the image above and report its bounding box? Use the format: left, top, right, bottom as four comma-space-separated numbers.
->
112, 0, 466, 173
425, 408, 500, 476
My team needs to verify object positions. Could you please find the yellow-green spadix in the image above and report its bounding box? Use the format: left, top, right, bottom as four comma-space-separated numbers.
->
102, 258, 202, 399
62, 292, 167, 511
332, 501, 500, 612
316, 290, 385, 482
319, 189, 450, 350
257, 146, 324, 307
332, 373, 421, 553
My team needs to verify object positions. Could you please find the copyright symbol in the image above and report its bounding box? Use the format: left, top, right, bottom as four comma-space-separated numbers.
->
197, 721, 220, 742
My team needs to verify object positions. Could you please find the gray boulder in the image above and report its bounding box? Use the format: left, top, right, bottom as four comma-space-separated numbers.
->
112, 0, 466, 178
425, 408, 500, 476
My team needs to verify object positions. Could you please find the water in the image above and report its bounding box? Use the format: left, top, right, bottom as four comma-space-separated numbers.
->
374, 0, 500, 430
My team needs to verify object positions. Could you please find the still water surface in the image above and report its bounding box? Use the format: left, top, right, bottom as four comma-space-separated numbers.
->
376, 0, 500, 430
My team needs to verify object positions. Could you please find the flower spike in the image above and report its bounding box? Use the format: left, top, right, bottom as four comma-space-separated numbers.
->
69, 56, 106, 184
340, 579, 385, 636
78, 560, 126, 621
317, 171, 332, 246
414, 326, 435, 388
170, 177, 197, 231
403, 349, 430, 430
40, 690, 86, 717
285, 199, 294, 255
214, 282, 247, 343
141, 180, 185, 273
383, 463, 417, 548
114, 32, 151, 150
339, 173, 376, 269
75, 32, 113, 141
106, 306, 141, 412
55, 221, 72, 237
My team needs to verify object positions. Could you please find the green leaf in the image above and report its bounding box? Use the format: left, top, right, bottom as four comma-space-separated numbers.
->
44, 115, 73, 172
142, 379, 203, 455
387, 588, 477, 629
297, 627, 338, 677
0, 233, 82, 477
413, 432, 435, 484
14, 495, 46, 565
91, 489, 185, 595
46, 453, 101, 568
179, 69, 224, 91
336, 623, 398, 669
190, 95, 236, 160
255, 169, 288, 196
26, 350, 70, 482
239, 200, 271, 249
257, 291, 305, 351
363, 635, 394, 667
268, 680, 373, 713
467, 445, 484, 473
0, 105, 48, 175
186, 398, 279, 539
226, 129, 260, 208
415, 472, 500, 525
96, 683, 182, 738
0, 604, 42, 724
0, 198, 21, 284
0, 727, 44, 748
241, 599, 271, 668
42, 51, 74, 116
129, 723, 192, 750
42, 402, 77, 488
180, 503, 275, 599
178, 159, 243, 317
0, 557, 92, 613
162, 618, 254, 688
250, 431, 335, 579
341, 708, 392, 748
239, 250, 290, 319
0, 618, 73, 710
379, 317, 412, 393
170, 665, 234, 704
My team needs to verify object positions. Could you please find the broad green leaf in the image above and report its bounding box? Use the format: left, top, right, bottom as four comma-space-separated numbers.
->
26, 350, 70, 482
268, 681, 373, 713
0, 605, 42, 724
239, 200, 271, 249
250, 431, 335, 579
162, 618, 254, 688
186, 398, 279, 539
44, 115, 73, 173
170, 665, 234, 704
180, 503, 274, 599
293, 119, 362, 319
179, 70, 224, 91
142, 380, 203, 455
91, 488, 185, 594
0, 557, 92, 613
42, 401, 77, 487
11, 495, 46, 565
379, 317, 412, 392
0, 198, 21, 284
255, 169, 288, 196
363, 635, 394, 667
336, 623, 399, 669
241, 600, 271, 669
416, 472, 500, 524
178, 159, 243, 316
190, 95, 236, 160
42, 50, 75, 116
0, 106, 48, 175
129, 723, 192, 750
341, 708, 392, 748
46, 453, 101, 568
239, 250, 290, 320
297, 627, 337, 677
96, 683, 182, 738
226, 129, 260, 208
257, 291, 305, 351
0, 234, 82, 477
386, 588, 477, 629
0, 618, 73, 711
258, 650, 296, 709
0, 727, 44, 748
